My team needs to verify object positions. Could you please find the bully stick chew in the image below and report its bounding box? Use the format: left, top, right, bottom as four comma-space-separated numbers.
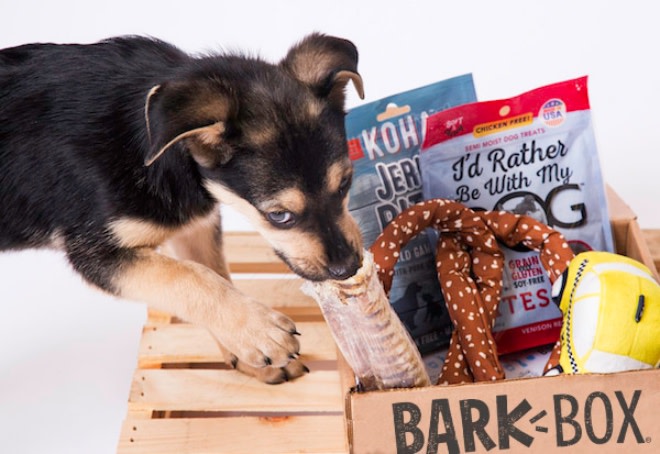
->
302, 250, 431, 391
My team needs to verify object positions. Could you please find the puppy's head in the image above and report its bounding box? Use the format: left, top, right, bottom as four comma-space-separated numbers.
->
145, 34, 365, 281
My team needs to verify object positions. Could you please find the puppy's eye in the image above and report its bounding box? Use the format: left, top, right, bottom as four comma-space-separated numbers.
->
338, 175, 352, 196
267, 210, 296, 227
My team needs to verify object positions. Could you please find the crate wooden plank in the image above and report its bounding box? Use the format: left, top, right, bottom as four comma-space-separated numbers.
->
145, 309, 175, 324
233, 277, 323, 320
137, 321, 337, 368
625, 223, 660, 280
128, 369, 343, 413
118, 415, 348, 454
233, 277, 307, 300
224, 232, 289, 273
643, 229, 660, 272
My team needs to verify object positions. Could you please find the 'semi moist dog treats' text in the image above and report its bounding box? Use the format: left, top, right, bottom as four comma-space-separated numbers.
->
345, 75, 477, 353
420, 76, 613, 354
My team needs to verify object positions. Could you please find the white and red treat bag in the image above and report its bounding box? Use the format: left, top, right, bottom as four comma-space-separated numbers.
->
419, 76, 614, 354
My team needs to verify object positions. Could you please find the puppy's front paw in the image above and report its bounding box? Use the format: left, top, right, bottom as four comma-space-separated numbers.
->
214, 297, 301, 370
230, 354, 309, 384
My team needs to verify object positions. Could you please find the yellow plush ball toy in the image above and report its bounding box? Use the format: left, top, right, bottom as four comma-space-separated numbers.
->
552, 251, 660, 374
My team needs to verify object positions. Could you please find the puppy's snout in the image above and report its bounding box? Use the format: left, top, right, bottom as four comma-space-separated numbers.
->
327, 251, 362, 280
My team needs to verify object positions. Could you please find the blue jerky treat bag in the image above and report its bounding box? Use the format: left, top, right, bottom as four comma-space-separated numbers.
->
345, 75, 477, 353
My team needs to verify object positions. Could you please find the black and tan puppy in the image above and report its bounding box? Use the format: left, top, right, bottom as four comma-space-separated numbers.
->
0, 34, 364, 384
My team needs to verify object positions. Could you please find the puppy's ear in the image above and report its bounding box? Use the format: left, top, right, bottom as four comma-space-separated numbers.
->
280, 33, 365, 108
143, 80, 236, 167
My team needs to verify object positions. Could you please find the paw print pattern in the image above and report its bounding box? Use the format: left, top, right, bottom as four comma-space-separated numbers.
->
370, 199, 574, 385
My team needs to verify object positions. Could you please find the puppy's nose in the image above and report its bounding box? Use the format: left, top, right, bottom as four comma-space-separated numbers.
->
328, 264, 355, 280
327, 255, 361, 280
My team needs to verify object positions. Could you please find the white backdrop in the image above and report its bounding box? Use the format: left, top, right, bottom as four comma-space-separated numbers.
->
1, 1, 658, 453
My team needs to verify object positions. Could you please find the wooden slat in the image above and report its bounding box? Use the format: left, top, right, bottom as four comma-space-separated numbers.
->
118, 415, 348, 454
233, 277, 307, 300
224, 232, 290, 273
627, 223, 660, 280
643, 229, 660, 272
128, 369, 343, 413
145, 309, 175, 324
233, 277, 322, 320
137, 321, 337, 368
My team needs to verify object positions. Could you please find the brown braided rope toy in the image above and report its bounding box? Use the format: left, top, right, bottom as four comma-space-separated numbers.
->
370, 199, 575, 385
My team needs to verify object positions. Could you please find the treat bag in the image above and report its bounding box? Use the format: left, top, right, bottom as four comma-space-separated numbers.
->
420, 77, 614, 354
345, 75, 477, 353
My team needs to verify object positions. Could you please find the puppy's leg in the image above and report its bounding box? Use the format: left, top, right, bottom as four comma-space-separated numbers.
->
66, 239, 301, 379
161, 210, 231, 279
163, 211, 308, 383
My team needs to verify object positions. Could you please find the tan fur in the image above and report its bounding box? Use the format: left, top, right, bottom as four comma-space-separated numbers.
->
144, 84, 161, 144
244, 124, 277, 147
161, 210, 231, 279
258, 188, 307, 215
339, 197, 363, 255
145, 122, 225, 166
196, 122, 225, 146
265, 229, 327, 273
288, 54, 364, 103
116, 248, 228, 318
334, 70, 365, 99
109, 218, 179, 248
305, 97, 323, 119
288, 51, 335, 86
112, 174, 309, 384
326, 160, 350, 193
204, 179, 361, 278
110, 212, 228, 264
46, 230, 66, 250
194, 95, 231, 123
325, 161, 362, 256
154, 209, 306, 383
114, 246, 300, 370
206, 181, 268, 226
205, 182, 326, 269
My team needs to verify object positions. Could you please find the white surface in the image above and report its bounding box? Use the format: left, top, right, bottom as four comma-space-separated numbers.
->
1, 1, 659, 453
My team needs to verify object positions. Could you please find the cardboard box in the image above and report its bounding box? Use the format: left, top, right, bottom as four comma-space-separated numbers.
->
342, 187, 660, 453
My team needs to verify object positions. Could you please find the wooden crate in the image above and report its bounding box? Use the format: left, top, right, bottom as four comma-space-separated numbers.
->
118, 229, 660, 453
117, 232, 352, 454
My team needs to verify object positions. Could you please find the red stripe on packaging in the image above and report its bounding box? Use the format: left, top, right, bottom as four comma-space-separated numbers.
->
423, 76, 591, 149
494, 317, 563, 355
